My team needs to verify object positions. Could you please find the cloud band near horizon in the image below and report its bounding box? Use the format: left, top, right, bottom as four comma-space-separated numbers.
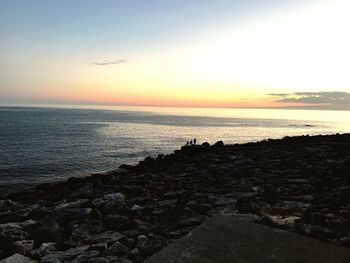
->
269, 92, 350, 105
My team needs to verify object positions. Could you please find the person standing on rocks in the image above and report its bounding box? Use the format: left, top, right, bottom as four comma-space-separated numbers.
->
194, 138, 197, 145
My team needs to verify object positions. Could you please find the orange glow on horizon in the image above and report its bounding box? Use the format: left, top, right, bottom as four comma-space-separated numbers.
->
39, 87, 321, 109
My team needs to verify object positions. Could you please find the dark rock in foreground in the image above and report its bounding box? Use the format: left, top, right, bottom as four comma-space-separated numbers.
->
145, 215, 350, 263
1, 133, 350, 262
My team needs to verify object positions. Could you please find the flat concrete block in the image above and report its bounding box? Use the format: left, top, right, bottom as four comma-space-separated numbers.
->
145, 215, 350, 263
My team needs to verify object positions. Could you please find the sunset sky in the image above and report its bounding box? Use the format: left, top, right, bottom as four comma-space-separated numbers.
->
1, 0, 350, 109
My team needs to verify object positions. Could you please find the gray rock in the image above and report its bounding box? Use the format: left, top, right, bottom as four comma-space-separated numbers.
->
0, 223, 28, 244
19, 220, 37, 230
177, 216, 206, 227
29, 221, 62, 244
39, 255, 61, 263
40, 246, 89, 262
11, 240, 34, 256
106, 256, 133, 263
88, 258, 109, 263
70, 221, 107, 245
0, 200, 22, 213
55, 199, 90, 209
0, 254, 37, 263
157, 199, 178, 207
102, 241, 129, 256
88, 243, 108, 252
32, 242, 57, 257
92, 193, 125, 210
261, 214, 301, 229
54, 208, 93, 223
84, 231, 126, 245
71, 250, 100, 263
230, 213, 261, 223
208, 196, 236, 206
126, 248, 139, 260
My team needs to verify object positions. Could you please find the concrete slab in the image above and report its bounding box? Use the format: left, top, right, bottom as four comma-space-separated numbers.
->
145, 215, 350, 263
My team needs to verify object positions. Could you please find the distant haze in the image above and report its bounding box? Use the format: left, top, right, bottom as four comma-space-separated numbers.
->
1, 0, 350, 110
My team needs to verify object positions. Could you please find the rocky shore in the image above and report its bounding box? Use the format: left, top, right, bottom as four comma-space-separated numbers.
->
1, 133, 350, 262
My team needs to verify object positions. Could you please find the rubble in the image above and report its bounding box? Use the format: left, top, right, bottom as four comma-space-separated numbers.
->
1, 133, 350, 262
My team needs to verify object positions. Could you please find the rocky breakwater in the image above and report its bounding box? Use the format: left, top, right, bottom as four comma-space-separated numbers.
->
1, 133, 350, 262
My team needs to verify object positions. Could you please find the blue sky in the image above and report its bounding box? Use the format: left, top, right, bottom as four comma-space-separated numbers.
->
1, 0, 294, 52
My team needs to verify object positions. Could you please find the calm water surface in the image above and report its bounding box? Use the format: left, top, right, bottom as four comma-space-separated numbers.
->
0, 106, 349, 190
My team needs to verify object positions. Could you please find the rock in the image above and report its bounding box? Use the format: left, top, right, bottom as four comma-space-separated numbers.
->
214, 141, 224, 147
102, 241, 129, 256
39, 255, 61, 263
261, 214, 301, 229
130, 204, 142, 216
126, 248, 139, 260
84, 231, 126, 245
0, 223, 28, 252
29, 220, 62, 244
69, 221, 107, 245
235, 158, 255, 166
208, 196, 236, 206
2, 133, 350, 260
136, 235, 162, 257
53, 208, 94, 224
40, 246, 90, 262
136, 235, 148, 248
106, 256, 133, 263
88, 243, 108, 252
32, 242, 57, 257
11, 240, 34, 256
19, 220, 38, 231
298, 224, 332, 239
144, 215, 350, 263
124, 229, 143, 239
71, 250, 100, 263
157, 199, 178, 208
0, 200, 22, 213
88, 258, 109, 263
235, 198, 257, 214
70, 186, 94, 199
55, 199, 90, 209
103, 214, 129, 230
177, 216, 207, 228
230, 213, 261, 223
92, 193, 125, 210
0, 254, 38, 263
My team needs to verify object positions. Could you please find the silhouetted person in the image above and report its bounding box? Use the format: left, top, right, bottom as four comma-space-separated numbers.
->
194, 138, 197, 145
186, 141, 189, 145
190, 140, 193, 145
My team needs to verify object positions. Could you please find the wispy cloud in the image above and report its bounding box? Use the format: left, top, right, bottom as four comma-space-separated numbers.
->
269, 91, 350, 110
269, 91, 350, 104
91, 59, 127, 66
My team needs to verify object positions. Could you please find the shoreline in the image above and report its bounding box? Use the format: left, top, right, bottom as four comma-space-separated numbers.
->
1, 133, 350, 262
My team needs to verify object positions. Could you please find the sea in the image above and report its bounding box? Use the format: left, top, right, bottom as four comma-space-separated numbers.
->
0, 105, 349, 191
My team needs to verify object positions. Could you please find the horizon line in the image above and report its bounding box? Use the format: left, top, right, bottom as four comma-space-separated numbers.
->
0, 102, 349, 112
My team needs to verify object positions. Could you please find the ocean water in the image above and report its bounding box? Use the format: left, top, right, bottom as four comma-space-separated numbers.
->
0, 106, 349, 191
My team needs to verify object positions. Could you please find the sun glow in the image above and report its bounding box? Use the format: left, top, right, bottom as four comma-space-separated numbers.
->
80, 0, 350, 107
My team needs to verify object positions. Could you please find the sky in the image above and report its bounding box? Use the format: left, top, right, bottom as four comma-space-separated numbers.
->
1, 0, 350, 110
